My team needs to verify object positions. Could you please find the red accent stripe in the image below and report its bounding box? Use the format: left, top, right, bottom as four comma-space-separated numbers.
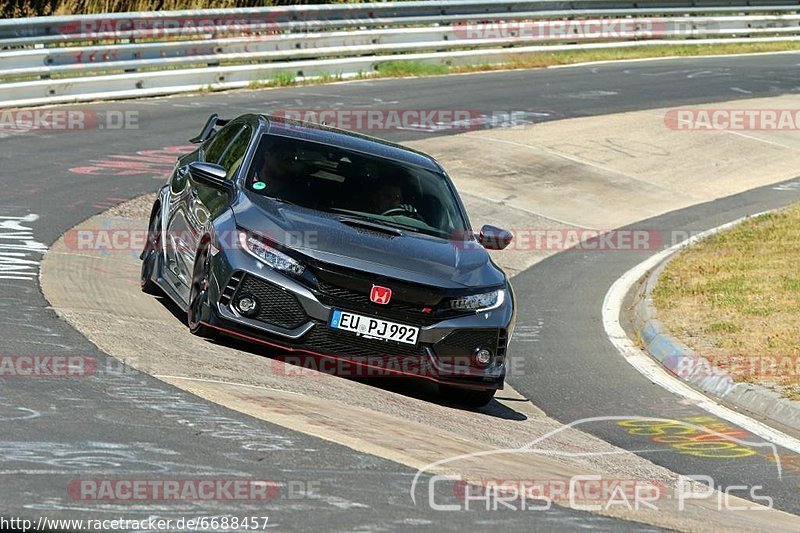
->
202, 322, 491, 384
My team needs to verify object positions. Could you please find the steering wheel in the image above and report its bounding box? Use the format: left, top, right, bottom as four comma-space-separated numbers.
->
381, 204, 426, 221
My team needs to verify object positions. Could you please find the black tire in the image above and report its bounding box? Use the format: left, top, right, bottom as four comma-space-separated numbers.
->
140, 206, 162, 295
188, 246, 217, 339
438, 385, 496, 408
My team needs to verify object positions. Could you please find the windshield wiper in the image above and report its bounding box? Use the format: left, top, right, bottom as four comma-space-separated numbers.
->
261, 195, 296, 206
328, 208, 426, 233
337, 216, 404, 236
370, 219, 424, 234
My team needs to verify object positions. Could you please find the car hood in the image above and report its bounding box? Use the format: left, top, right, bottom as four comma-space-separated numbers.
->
232, 193, 505, 289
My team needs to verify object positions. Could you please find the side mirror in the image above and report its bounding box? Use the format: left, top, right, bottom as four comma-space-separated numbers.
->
188, 162, 232, 191
478, 225, 513, 250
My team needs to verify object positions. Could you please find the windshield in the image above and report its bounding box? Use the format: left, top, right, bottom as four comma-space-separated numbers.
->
244, 133, 469, 238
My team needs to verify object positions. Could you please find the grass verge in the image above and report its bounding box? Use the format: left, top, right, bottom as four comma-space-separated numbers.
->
458, 41, 800, 71
5, 1, 357, 18
4, 41, 800, 87
653, 204, 800, 400
212, 41, 800, 91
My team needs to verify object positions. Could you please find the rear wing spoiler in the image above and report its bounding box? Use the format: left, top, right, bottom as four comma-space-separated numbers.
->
189, 114, 229, 144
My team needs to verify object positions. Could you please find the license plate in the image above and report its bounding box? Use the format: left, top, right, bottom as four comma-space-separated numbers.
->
330, 309, 419, 345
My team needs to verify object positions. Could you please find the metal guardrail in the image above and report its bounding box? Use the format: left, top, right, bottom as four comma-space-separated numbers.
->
0, 0, 798, 108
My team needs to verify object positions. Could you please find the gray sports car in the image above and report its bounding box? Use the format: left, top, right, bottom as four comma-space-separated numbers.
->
140, 113, 515, 407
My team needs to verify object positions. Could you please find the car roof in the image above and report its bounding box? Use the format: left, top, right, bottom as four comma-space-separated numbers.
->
261, 114, 442, 172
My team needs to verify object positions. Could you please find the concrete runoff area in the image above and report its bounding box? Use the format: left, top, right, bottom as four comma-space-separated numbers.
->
41, 95, 800, 531
403, 94, 800, 276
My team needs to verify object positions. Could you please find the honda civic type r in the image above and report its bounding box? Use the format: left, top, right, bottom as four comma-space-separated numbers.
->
140, 113, 515, 407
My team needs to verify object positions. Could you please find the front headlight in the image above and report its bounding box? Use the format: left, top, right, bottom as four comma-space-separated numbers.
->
238, 231, 305, 275
449, 289, 505, 312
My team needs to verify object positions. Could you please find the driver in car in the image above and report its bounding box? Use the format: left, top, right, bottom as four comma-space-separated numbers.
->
370, 177, 420, 218
254, 142, 307, 204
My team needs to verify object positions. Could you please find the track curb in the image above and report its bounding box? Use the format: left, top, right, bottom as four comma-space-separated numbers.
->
629, 242, 800, 431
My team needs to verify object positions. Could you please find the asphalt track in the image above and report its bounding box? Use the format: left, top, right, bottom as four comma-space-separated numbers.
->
511, 179, 800, 515
2, 52, 800, 530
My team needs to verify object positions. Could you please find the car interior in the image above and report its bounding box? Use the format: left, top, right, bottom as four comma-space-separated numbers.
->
245, 135, 461, 237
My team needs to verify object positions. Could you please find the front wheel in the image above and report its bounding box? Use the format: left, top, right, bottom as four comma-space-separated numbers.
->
140, 206, 162, 295
187, 246, 217, 339
438, 385, 496, 408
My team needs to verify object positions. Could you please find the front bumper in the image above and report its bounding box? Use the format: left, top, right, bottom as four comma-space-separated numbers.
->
203, 252, 514, 391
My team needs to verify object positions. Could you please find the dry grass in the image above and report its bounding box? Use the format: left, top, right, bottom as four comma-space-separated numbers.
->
21, 41, 790, 95
3, 0, 365, 17
25, 40, 780, 92
450, 41, 800, 72
298, 42, 800, 86
654, 205, 800, 400
375, 60, 451, 77
222, 42, 800, 94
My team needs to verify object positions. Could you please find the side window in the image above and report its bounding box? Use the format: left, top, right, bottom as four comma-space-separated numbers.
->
203, 123, 239, 164
218, 124, 252, 179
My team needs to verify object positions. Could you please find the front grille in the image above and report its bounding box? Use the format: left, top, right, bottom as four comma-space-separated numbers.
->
433, 329, 500, 359
317, 281, 371, 306
312, 266, 452, 325
432, 329, 501, 369
220, 271, 244, 305
301, 324, 425, 359
317, 281, 429, 316
234, 275, 308, 329
496, 329, 508, 361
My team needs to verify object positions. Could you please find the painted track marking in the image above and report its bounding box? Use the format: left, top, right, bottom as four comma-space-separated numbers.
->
602, 212, 800, 455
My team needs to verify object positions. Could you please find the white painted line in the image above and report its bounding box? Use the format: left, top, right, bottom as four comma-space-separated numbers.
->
643, 110, 800, 151
602, 211, 800, 454
725, 130, 799, 151
459, 191, 596, 230
548, 49, 800, 70
774, 179, 800, 191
